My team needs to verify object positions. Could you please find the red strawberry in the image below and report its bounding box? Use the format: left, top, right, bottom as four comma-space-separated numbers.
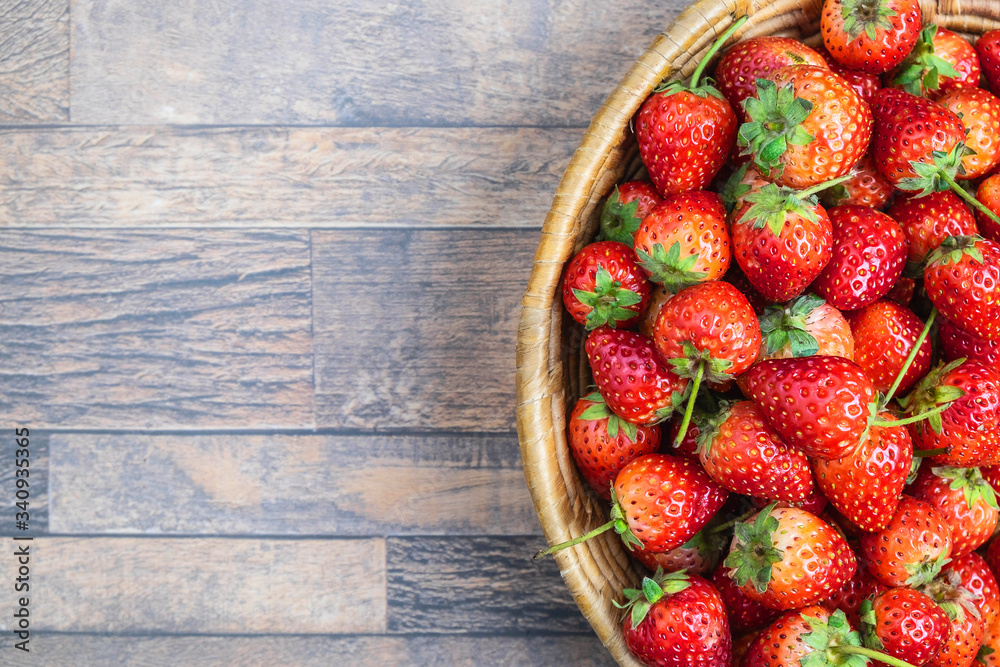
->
745, 607, 894, 666
811, 205, 908, 311
889, 25, 980, 99
818, 153, 894, 210
977, 174, 1000, 243
848, 299, 932, 395
695, 400, 813, 501
585, 327, 689, 426
979, 30, 1000, 95
920, 572, 985, 667
939, 315, 1000, 373
820, 0, 921, 74
562, 241, 651, 330
738, 65, 872, 190
714, 37, 829, 124
945, 553, 1000, 629
812, 413, 913, 532
817, 46, 882, 106
937, 87, 1000, 179
744, 355, 876, 460
820, 561, 888, 627
909, 466, 999, 557
983, 619, 1000, 667
597, 181, 662, 247
924, 236, 1000, 343
860, 495, 953, 587
725, 505, 856, 610
859, 587, 951, 666
751, 487, 829, 516
566, 392, 661, 500
633, 191, 731, 292
756, 293, 855, 363
885, 275, 916, 307
618, 570, 731, 666
887, 190, 979, 272
710, 562, 780, 632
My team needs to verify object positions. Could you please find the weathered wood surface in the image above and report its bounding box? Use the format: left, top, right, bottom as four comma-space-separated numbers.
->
312, 229, 537, 431
0, 0, 69, 122
0, 127, 577, 228
0, 230, 315, 429
0, 430, 47, 536
48, 432, 541, 535
70, 0, 676, 126
0, 634, 616, 666
387, 536, 591, 633
0, 537, 386, 634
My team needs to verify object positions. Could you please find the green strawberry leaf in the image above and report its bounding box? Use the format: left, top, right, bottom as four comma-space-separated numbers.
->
759, 294, 825, 357
571, 265, 644, 330
598, 187, 645, 246
724, 503, 783, 594
932, 466, 999, 510
635, 241, 708, 293
926, 235, 985, 268
898, 143, 975, 196
613, 568, 690, 628
840, 0, 898, 42
719, 162, 752, 215
738, 79, 814, 176
692, 400, 735, 456
668, 341, 734, 385
891, 25, 961, 97
800, 609, 868, 667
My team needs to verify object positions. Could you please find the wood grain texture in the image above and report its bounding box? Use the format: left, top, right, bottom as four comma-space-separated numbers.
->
312, 229, 537, 431
0, 230, 314, 429
0, 430, 48, 536
387, 536, 591, 633
70, 0, 676, 126
0, 0, 69, 122
0, 537, 386, 633
48, 432, 541, 535
0, 127, 575, 228
0, 634, 616, 666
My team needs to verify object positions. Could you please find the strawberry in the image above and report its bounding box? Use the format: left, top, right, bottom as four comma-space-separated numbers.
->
751, 486, 830, 515
860, 494, 953, 587
885, 276, 916, 307
636, 19, 745, 197
889, 25, 980, 99
597, 181, 662, 247
818, 153, 894, 210
633, 191, 731, 292
817, 46, 882, 106
848, 299, 932, 395
638, 284, 674, 338
562, 241, 651, 330
585, 327, 689, 426
937, 87, 1000, 179
811, 205, 908, 311
978, 174, 1000, 243
710, 562, 780, 632
695, 400, 813, 501
757, 293, 855, 362
859, 587, 951, 666
887, 190, 979, 274
979, 30, 1000, 95
924, 236, 1000, 343
983, 619, 1000, 667
744, 355, 876, 460
920, 572, 985, 667
820, 0, 921, 74
725, 505, 856, 610
909, 466, 999, 557
939, 315, 1000, 373
566, 392, 661, 500
714, 37, 829, 124
738, 65, 872, 190
812, 412, 913, 532
820, 561, 888, 627
618, 570, 731, 667
945, 553, 1000, 629
632, 521, 727, 577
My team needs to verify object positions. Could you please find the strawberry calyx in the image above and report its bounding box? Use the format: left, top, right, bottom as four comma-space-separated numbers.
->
724, 502, 784, 594
799, 609, 878, 667
898, 358, 968, 435
719, 162, 752, 214
654, 16, 748, 100
904, 550, 952, 588
578, 390, 639, 443
897, 143, 974, 196
759, 293, 827, 357
692, 399, 736, 456
571, 266, 644, 330
635, 241, 709, 293
597, 187, 644, 246
919, 571, 980, 622
669, 342, 733, 447
738, 79, 815, 176
925, 234, 985, 268
840, 0, 898, 42
858, 599, 885, 652
891, 25, 960, 96
613, 568, 691, 628
929, 466, 999, 510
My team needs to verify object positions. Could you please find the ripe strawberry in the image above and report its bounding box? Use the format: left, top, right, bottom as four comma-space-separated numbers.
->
633, 191, 731, 292
597, 181, 662, 246
745, 607, 896, 666
566, 392, 661, 500
860, 588, 949, 667
978, 174, 1000, 243
937, 87, 1000, 179
725, 505, 856, 610
945, 552, 1000, 629
817, 46, 882, 106
730, 180, 834, 303
909, 466, 999, 557
751, 486, 830, 515
920, 572, 985, 667
636, 20, 745, 197
710, 562, 780, 632
887, 190, 979, 273
820, 0, 921, 74
738, 65, 872, 190
562, 241, 651, 330
695, 400, 813, 501
860, 494, 953, 587
983, 618, 1000, 667
924, 236, 1000, 343
757, 293, 855, 363
884, 275, 916, 307
818, 153, 894, 210
848, 300, 932, 395
585, 327, 689, 426
812, 205, 908, 311
714, 37, 829, 124
812, 412, 913, 531
939, 315, 1000, 373
820, 561, 888, 627
744, 355, 876, 460
979, 30, 1000, 95
889, 25, 980, 99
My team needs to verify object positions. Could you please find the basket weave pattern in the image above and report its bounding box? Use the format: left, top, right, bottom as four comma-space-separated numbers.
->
515, 1, 1000, 664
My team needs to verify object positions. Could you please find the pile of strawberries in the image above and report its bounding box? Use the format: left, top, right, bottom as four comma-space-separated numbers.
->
537, 1, 1000, 665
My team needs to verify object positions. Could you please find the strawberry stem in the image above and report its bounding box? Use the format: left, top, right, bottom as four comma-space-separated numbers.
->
673, 362, 706, 447
705, 506, 757, 534
533, 519, 615, 559
944, 173, 1000, 226
913, 447, 949, 457
689, 16, 748, 90
796, 174, 853, 199
832, 645, 919, 667
871, 402, 950, 428
880, 308, 936, 408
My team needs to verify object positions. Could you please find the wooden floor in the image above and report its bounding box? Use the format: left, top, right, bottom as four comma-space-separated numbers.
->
0, 0, 687, 664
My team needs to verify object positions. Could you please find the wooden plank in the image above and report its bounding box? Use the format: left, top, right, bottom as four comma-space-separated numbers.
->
0, 430, 47, 536
0, 230, 314, 429
70, 0, 675, 126
0, 634, 616, 666
312, 229, 536, 431
0, 0, 69, 122
48, 432, 542, 535
0, 537, 385, 633
0, 127, 575, 228
387, 536, 592, 633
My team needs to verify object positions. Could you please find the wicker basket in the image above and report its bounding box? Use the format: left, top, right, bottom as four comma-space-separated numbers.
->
515, 0, 1000, 664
